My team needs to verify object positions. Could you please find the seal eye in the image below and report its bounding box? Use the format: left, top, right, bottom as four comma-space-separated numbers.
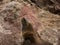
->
11, 0, 14, 1
0, 0, 3, 2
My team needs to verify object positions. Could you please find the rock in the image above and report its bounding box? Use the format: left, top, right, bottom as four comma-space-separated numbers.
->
30, 0, 60, 15
0, 1, 24, 45
38, 28, 58, 45
36, 7, 60, 45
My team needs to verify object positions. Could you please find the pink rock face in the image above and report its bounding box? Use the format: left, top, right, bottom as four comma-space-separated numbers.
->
20, 5, 41, 31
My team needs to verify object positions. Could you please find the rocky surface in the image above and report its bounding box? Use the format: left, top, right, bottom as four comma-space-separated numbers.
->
0, 0, 60, 45
29, 0, 60, 15
0, 1, 24, 45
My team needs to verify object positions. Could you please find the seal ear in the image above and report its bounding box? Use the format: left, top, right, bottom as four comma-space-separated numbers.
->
21, 18, 33, 31
21, 18, 28, 30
